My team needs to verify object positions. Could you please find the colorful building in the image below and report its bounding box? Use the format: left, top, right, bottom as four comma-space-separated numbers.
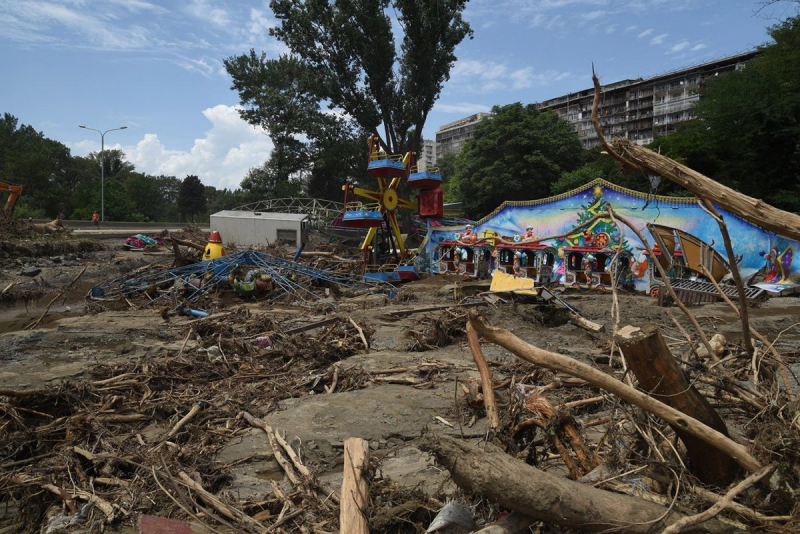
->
420, 179, 798, 295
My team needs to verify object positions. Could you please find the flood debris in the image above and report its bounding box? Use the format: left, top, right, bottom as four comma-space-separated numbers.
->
91, 250, 394, 310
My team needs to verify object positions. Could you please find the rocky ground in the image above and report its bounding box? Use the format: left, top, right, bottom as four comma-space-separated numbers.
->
0, 232, 798, 534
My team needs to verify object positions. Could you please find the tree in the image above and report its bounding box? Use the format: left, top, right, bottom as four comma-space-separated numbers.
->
226, 0, 472, 157
649, 15, 800, 212
436, 152, 459, 201
178, 175, 207, 222
452, 103, 585, 218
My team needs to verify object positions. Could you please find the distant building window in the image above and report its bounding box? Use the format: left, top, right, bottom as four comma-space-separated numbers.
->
277, 229, 297, 246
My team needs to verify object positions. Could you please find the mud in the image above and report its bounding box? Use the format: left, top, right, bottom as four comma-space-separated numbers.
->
1, 239, 799, 532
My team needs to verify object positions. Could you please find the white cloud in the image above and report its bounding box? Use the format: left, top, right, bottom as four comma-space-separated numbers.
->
691, 43, 707, 51
669, 41, 690, 52
625, 25, 637, 32
247, 8, 274, 36
107, 0, 168, 14
169, 55, 218, 77
434, 102, 492, 115
651, 33, 668, 45
185, 0, 230, 27
606, 24, 616, 34
581, 10, 606, 21
450, 59, 570, 92
530, 13, 563, 29
74, 105, 274, 190
637, 28, 653, 39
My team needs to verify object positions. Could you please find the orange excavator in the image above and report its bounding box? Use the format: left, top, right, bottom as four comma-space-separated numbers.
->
1, 181, 24, 216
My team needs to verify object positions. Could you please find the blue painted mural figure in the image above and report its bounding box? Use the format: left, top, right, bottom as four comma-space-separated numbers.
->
422, 179, 800, 296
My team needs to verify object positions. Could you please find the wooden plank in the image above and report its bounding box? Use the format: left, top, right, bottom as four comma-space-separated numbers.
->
340, 438, 370, 534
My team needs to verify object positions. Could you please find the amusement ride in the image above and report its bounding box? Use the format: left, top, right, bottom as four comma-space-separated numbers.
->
341, 135, 443, 282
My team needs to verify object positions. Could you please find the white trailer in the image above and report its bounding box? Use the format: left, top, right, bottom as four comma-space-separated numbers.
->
209, 210, 309, 248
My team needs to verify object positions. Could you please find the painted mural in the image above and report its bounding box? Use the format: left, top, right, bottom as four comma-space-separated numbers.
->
420, 178, 800, 294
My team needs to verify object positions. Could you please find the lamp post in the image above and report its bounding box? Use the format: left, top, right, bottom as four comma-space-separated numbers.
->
78, 125, 127, 222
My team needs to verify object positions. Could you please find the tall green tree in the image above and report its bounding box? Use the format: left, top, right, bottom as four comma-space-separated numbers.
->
650, 15, 800, 212
226, 0, 472, 157
452, 103, 585, 218
178, 175, 207, 222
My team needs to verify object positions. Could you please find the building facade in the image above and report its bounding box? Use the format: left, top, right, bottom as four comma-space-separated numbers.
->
538, 51, 758, 149
418, 139, 437, 171
435, 112, 492, 159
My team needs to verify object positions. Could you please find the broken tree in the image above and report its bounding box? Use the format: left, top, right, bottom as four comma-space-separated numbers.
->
615, 324, 738, 485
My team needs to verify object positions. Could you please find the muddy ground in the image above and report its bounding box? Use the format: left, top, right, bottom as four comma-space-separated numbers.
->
1, 233, 799, 533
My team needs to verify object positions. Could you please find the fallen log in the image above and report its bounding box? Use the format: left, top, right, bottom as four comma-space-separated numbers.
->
420, 432, 737, 533
340, 437, 370, 534
615, 324, 738, 485
167, 235, 205, 251
569, 312, 605, 333
467, 312, 762, 474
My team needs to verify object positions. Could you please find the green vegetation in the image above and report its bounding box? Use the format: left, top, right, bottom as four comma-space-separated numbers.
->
448, 103, 584, 219
0, 112, 246, 222
225, 0, 473, 200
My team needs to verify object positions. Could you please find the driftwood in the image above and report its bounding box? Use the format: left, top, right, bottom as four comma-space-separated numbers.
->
569, 312, 604, 333
466, 322, 500, 430
167, 235, 205, 251
606, 205, 717, 363
700, 265, 795, 398
697, 200, 754, 356
615, 324, 738, 485
340, 438, 369, 534
468, 311, 762, 473
26, 265, 87, 330
420, 432, 737, 534
660, 465, 775, 534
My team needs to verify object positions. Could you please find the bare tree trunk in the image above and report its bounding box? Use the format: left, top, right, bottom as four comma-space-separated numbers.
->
615, 324, 738, 485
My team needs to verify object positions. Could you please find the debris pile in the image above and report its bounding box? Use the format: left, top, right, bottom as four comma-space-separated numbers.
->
0, 308, 378, 534
92, 250, 394, 309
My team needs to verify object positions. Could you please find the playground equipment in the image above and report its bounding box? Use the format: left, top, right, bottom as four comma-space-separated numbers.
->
341, 136, 443, 282
203, 231, 226, 261
562, 245, 634, 291
92, 250, 395, 309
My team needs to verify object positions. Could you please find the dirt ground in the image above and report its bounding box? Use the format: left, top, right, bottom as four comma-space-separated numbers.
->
1, 233, 799, 533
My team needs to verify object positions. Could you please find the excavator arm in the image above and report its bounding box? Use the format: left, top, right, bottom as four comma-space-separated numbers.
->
0, 181, 24, 214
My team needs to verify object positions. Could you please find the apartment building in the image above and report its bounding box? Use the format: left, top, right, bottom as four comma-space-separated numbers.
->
435, 112, 492, 159
417, 139, 437, 171
538, 51, 758, 149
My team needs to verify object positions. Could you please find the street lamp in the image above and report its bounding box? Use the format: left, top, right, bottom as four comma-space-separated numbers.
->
78, 125, 127, 222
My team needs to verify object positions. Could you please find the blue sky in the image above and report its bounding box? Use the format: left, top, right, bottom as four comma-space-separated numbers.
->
0, 0, 786, 190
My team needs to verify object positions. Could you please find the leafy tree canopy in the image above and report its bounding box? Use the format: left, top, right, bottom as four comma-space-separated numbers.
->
226, 0, 472, 157
178, 175, 207, 222
451, 103, 585, 218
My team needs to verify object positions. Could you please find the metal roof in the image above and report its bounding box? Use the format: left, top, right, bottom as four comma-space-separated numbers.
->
211, 210, 309, 221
